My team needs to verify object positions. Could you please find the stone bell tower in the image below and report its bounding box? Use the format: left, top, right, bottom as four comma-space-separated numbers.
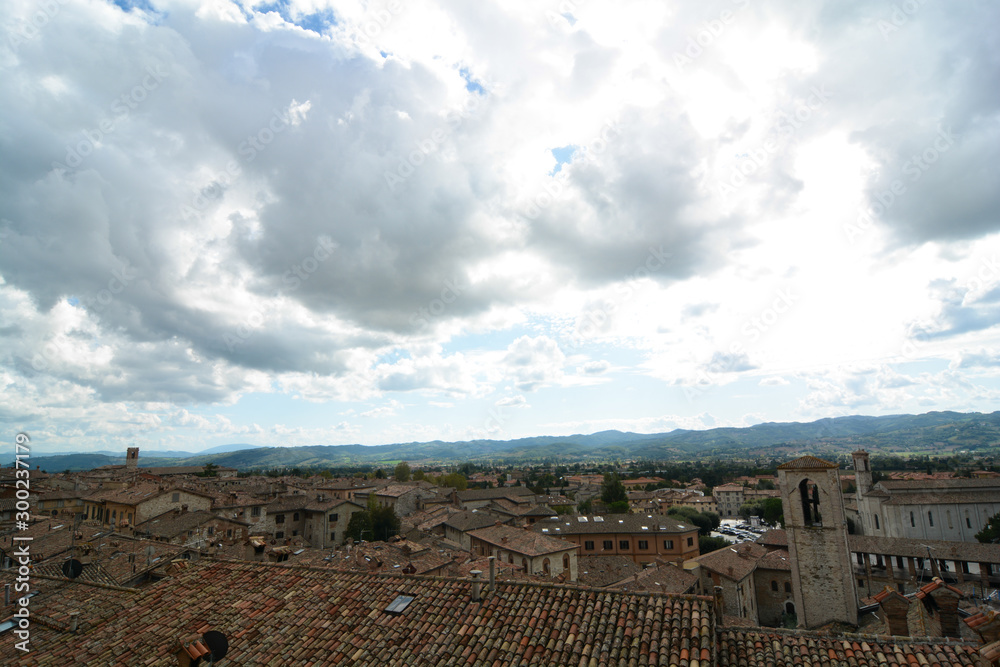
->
777, 456, 858, 628
126, 446, 139, 470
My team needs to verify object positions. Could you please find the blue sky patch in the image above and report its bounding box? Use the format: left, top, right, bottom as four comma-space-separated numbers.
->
550, 145, 577, 175
460, 68, 485, 94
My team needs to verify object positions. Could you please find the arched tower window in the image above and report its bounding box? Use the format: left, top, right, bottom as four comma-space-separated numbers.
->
874, 514, 880, 530
798, 479, 822, 526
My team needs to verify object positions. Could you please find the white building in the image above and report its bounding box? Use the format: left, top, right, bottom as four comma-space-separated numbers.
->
852, 450, 1000, 542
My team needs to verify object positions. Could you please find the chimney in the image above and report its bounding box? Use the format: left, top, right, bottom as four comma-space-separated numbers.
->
875, 587, 911, 637
713, 586, 725, 624
470, 570, 482, 602
927, 578, 962, 638
488, 556, 495, 591
69, 612, 79, 633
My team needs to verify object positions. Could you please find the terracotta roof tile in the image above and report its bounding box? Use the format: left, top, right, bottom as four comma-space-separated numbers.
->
7, 559, 715, 666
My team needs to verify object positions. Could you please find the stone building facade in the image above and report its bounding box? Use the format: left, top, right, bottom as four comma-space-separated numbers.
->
852, 450, 1000, 542
777, 456, 858, 629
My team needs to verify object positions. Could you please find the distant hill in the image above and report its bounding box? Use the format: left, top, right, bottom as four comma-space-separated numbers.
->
93, 449, 194, 458
8, 411, 1000, 472
197, 443, 267, 455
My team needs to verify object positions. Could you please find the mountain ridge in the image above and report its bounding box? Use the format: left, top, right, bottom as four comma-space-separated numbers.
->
10, 410, 1000, 472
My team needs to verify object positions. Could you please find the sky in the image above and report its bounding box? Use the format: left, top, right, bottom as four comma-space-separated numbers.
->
2, 0, 1000, 455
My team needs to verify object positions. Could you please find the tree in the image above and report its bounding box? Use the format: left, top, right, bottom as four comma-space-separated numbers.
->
668, 506, 713, 535
412, 469, 425, 481
757, 479, 776, 490
345, 495, 400, 543
699, 535, 729, 555
200, 463, 218, 477
435, 472, 468, 491
761, 498, 783, 526
578, 499, 593, 514
394, 462, 411, 482
606, 500, 630, 514
601, 473, 627, 505
374, 468, 386, 479
976, 512, 1000, 543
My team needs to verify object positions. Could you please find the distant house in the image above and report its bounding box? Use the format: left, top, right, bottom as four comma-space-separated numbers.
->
531, 513, 700, 566
456, 486, 535, 511
442, 511, 503, 550
261, 492, 364, 547
467, 523, 579, 581
82, 484, 213, 528
135, 508, 249, 547
712, 484, 745, 518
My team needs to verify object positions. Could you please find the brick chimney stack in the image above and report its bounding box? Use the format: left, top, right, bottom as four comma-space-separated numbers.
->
874, 587, 911, 637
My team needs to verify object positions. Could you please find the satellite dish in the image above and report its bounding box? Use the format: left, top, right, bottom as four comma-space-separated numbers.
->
202, 630, 229, 661
62, 559, 83, 579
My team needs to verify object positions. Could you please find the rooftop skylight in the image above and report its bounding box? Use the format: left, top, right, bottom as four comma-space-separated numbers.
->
385, 594, 415, 614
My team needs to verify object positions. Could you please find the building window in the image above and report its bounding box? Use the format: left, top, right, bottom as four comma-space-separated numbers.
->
771, 580, 778, 592
543, 558, 550, 574
293, 512, 300, 521
227, 529, 232, 538
663, 539, 674, 549
619, 540, 629, 550
172, 493, 180, 502
858, 579, 864, 589
329, 513, 339, 523
584, 540, 595, 551
927, 511, 933, 527
275, 531, 284, 539
784, 582, 791, 593
251, 506, 261, 517
331, 532, 337, 541
563, 554, 570, 570
292, 530, 298, 537
687, 537, 694, 547
275, 514, 285, 524
874, 514, 880, 530
603, 540, 613, 550
910, 512, 915, 527
638, 540, 649, 550
967, 516, 972, 529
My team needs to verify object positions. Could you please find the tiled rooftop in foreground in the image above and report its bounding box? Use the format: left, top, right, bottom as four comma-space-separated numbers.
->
5, 558, 714, 666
